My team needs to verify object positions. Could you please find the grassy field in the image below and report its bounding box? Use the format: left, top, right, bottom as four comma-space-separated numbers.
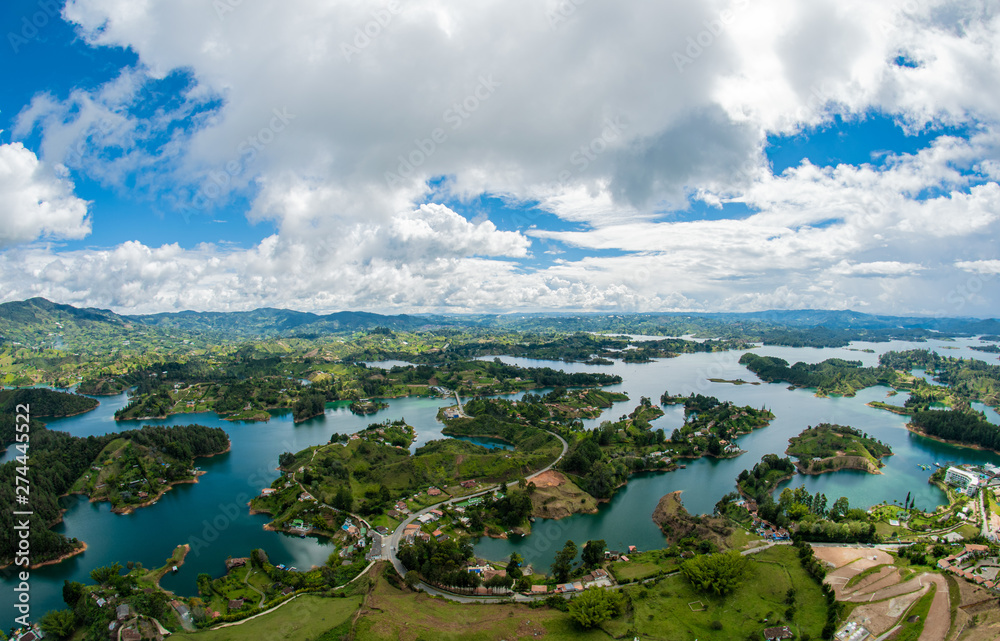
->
171, 594, 362, 641
529, 472, 599, 520
352, 573, 611, 641
609, 545, 828, 641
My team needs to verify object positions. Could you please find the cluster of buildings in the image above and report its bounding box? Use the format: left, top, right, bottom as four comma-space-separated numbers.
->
737, 499, 789, 540
834, 621, 872, 641
937, 544, 1000, 591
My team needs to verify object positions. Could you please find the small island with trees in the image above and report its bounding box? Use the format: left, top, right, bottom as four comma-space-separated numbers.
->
70, 424, 231, 513
786, 423, 893, 475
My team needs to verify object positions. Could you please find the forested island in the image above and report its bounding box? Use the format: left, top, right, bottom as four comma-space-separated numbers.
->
786, 423, 893, 475
70, 424, 230, 513
660, 392, 774, 458
738, 353, 896, 396
109, 357, 622, 423
0, 388, 229, 567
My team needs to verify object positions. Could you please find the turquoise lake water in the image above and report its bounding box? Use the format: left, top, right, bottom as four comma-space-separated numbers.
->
3, 337, 998, 624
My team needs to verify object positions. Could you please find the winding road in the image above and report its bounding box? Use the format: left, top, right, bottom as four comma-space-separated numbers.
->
384, 427, 569, 602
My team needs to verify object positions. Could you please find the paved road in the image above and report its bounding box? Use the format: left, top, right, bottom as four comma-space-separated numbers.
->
386, 427, 569, 600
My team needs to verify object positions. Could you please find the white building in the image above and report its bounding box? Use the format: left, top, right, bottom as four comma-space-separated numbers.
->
945, 467, 980, 494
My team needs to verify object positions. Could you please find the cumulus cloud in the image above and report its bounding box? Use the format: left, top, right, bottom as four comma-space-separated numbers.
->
3, 0, 1000, 315
0, 143, 91, 248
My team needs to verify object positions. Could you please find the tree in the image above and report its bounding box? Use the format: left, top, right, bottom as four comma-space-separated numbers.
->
278, 451, 296, 468
40, 609, 76, 639
680, 550, 752, 596
405, 570, 420, 588
90, 562, 124, 586
568, 588, 625, 628
551, 540, 578, 582
506, 553, 524, 580
333, 485, 353, 511
485, 574, 515, 590
829, 496, 850, 521
197, 573, 214, 598
581, 540, 606, 568
62, 580, 86, 608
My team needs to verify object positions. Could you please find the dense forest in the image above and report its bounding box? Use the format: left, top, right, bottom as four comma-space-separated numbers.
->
739, 353, 895, 396
0, 394, 229, 566
0, 387, 99, 418
909, 408, 1000, 451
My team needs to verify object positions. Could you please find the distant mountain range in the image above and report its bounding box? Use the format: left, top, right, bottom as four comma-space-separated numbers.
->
1, 297, 998, 346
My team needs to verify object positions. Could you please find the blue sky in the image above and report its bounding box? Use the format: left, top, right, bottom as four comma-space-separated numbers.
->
1, 0, 998, 316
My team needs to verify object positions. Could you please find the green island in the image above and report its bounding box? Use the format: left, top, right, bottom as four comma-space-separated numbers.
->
785, 423, 893, 475
7, 300, 1000, 640
69, 424, 231, 513
738, 352, 896, 396
109, 357, 622, 423
660, 392, 774, 458
348, 398, 389, 415
0, 388, 229, 568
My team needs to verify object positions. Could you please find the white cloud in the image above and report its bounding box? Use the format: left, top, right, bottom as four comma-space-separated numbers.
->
3, 0, 1000, 315
956, 259, 1000, 275
0, 143, 91, 248
829, 260, 924, 277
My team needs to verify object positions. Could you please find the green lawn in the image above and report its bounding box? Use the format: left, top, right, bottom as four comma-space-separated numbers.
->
352, 575, 611, 641
613, 545, 828, 641
171, 594, 362, 641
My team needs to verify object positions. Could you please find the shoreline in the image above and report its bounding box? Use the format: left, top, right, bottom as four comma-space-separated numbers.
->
47, 402, 101, 418
32, 541, 88, 568
3, 541, 90, 570
866, 401, 913, 415
904, 423, 1000, 455
154, 544, 191, 591
791, 457, 884, 476
111, 470, 208, 514
104, 441, 230, 514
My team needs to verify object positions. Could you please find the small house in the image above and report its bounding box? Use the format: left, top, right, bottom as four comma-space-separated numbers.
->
763, 625, 794, 640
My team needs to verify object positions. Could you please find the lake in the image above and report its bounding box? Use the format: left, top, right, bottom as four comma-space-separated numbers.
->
3, 337, 998, 623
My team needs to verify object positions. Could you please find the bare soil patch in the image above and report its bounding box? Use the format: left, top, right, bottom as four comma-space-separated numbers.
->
812, 546, 892, 569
